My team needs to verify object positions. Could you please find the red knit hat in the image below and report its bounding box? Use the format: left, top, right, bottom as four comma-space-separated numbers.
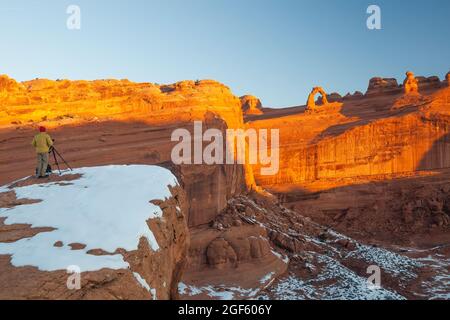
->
39, 126, 46, 132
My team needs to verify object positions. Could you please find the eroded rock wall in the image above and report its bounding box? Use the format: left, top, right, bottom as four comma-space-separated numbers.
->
0, 75, 251, 227
251, 87, 450, 188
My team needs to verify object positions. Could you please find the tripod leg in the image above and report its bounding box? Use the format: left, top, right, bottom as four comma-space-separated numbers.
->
53, 148, 73, 171
52, 149, 62, 175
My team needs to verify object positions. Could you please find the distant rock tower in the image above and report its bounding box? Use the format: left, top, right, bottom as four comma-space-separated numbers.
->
446, 72, 450, 86
306, 87, 328, 111
240, 95, 263, 115
403, 71, 419, 94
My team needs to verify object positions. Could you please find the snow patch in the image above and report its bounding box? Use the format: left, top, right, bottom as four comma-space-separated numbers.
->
264, 251, 405, 300
133, 272, 157, 300
178, 283, 260, 300
260, 272, 275, 284
0, 165, 178, 272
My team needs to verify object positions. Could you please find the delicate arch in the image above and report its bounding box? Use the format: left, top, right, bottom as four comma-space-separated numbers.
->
306, 87, 328, 111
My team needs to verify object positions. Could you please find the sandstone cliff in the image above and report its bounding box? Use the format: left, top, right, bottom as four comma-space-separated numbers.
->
251, 77, 450, 188
2, 72, 450, 300
240, 95, 263, 115
0, 166, 189, 300
0, 75, 253, 227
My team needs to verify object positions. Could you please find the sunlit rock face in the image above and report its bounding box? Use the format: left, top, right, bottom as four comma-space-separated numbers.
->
306, 87, 328, 111
2, 73, 449, 226
249, 77, 450, 190
0, 77, 244, 129
403, 71, 420, 95
240, 95, 263, 115
0, 76, 251, 228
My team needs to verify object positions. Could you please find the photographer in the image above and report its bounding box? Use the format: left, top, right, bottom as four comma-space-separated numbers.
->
31, 126, 54, 178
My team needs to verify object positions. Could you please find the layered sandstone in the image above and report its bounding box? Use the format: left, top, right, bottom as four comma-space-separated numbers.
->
365, 77, 401, 96
240, 95, 263, 115
403, 71, 419, 94
0, 76, 244, 129
250, 77, 450, 188
0, 75, 253, 227
2, 72, 450, 300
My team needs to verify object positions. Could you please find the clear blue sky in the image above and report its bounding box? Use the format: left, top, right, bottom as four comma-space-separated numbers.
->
0, 0, 449, 107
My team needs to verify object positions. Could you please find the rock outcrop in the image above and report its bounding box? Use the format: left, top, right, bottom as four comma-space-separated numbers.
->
179, 195, 288, 300
365, 77, 401, 96
0, 166, 190, 300
2, 72, 450, 301
0, 76, 252, 228
403, 71, 419, 94
417, 76, 441, 91
323, 92, 343, 103
306, 87, 328, 111
250, 76, 450, 188
0, 75, 25, 93
0, 78, 244, 129
343, 91, 364, 100
240, 95, 263, 115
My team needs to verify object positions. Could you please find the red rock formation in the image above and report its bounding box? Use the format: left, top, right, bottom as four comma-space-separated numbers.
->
2, 72, 450, 300
250, 80, 450, 188
0, 78, 244, 128
0, 76, 253, 228
322, 92, 343, 103
180, 196, 288, 299
0, 175, 189, 300
365, 77, 401, 96
343, 91, 364, 100
240, 95, 263, 115
403, 71, 419, 94
306, 87, 328, 111
417, 76, 442, 91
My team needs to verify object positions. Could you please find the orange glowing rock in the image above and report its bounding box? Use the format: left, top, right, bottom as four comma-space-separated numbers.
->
306, 87, 328, 111
0, 77, 244, 130
403, 71, 419, 94
240, 95, 263, 115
